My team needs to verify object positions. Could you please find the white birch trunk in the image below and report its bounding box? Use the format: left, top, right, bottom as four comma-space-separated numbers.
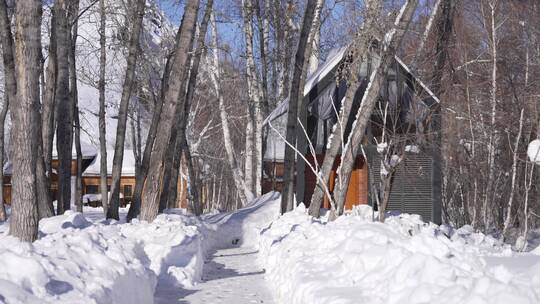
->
210, 12, 252, 207
503, 109, 524, 235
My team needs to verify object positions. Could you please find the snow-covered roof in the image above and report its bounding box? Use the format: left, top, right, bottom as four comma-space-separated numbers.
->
263, 47, 439, 126
3, 141, 97, 176
83, 149, 137, 177
51, 141, 98, 160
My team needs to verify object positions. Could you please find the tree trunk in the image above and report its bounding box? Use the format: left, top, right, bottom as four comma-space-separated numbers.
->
168, 0, 212, 215
241, 0, 263, 197
107, 0, 146, 220
332, 0, 418, 215
503, 109, 524, 235
9, 0, 42, 242
294, 0, 325, 207
55, 0, 73, 214
139, 0, 200, 222
0, 0, 15, 222
68, 0, 82, 213
308, 0, 381, 217
483, 0, 499, 230
42, 10, 57, 181
126, 55, 171, 222
0, 91, 8, 222
209, 11, 252, 208
159, 0, 210, 214
98, 0, 108, 216
280, 0, 319, 214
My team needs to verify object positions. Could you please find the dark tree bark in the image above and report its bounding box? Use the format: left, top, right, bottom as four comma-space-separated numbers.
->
126, 54, 171, 222
0, 0, 15, 222
425, 0, 455, 226
280, 0, 318, 214
42, 10, 57, 181
140, 0, 200, 222
69, 0, 82, 212
107, 0, 146, 220
9, 0, 42, 241
98, 0, 108, 215
163, 0, 213, 215
55, 0, 73, 215
0, 91, 8, 222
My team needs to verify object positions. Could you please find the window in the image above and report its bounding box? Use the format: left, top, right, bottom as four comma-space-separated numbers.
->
85, 185, 99, 194
124, 185, 133, 198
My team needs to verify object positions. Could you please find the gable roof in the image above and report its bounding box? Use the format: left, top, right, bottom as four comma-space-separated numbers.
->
83, 149, 137, 177
264, 47, 439, 125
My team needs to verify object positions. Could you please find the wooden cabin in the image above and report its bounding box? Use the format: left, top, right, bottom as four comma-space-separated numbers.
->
82, 150, 136, 206
263, 47, 442, 224
3, 143, 98, 205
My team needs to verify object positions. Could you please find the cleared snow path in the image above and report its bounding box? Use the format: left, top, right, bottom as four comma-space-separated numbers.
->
154, 246, 274, 304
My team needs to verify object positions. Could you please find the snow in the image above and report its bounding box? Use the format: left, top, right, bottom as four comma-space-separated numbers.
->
2, 192, 540, 303
83, 149, 137, 176
405, 144, 420, 153
377, 142, 388, 153
82, 192, 123, 205
527, 139, 540, 164
0, 207, 204, 304
258, 204, 540, 304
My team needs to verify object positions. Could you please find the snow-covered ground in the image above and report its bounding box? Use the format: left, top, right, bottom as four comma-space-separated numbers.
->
0, 193, 280, 304
258, 205, 540, 304
1, 193, 540, 303
0, 207, 203, 303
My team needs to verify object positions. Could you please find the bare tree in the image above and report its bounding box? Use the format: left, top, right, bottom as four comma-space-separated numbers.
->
0, 0, 15, 222
69, 0, 82, 212
55, 0, 74, 214
308, 0, 382, 217
331, 0, 419, 216
210, 11, 252, 208
139, 0, 200, 222
9, 0, 42, 241
107, 0, 146, 220
165, 0, 214, 215
0, 91, 7, 222
42, 6, 57, 183
280, 0, 319, 214
98, 0, 108, 216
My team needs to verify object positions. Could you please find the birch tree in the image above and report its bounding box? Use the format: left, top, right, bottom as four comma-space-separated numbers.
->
108, 0, 146, 220
210, 11, 252, 208
331, 0, 419, 216
308, 0, 382, 217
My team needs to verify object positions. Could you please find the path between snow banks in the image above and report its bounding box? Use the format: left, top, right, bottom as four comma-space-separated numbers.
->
154, 246, 274, 304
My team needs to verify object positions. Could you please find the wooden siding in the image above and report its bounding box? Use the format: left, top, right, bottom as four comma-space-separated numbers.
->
262, 154, 369, 211
303, 154, 368, 210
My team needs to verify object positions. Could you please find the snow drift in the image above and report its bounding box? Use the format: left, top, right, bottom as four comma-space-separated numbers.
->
0, 211, 203, 304
259, 205, 540, 304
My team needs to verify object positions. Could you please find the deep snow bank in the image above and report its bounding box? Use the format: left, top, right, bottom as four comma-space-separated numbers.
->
259, 205, 540, 304
0, 211, 203, 304
202, 191, 281, 249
